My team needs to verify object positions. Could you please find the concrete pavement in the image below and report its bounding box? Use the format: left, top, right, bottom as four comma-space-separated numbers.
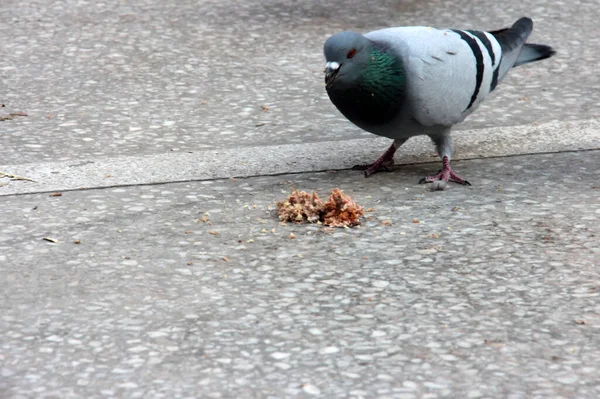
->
1, 0, 600, 398
1, 151, 600, 398
0, 119, 599, 196
1, 0, 598, 166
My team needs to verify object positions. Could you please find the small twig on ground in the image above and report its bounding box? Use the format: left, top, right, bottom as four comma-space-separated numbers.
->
0, 111, 28, 121
0, 171, 36, 182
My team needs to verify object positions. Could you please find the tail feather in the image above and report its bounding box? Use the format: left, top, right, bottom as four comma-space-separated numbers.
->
514, 43, 556, 67
490, 17, 535, 80
490, 17, 533, 52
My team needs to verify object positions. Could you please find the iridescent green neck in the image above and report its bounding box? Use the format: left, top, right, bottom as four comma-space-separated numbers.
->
360, 48, 406, 99
326, 47, 406, 128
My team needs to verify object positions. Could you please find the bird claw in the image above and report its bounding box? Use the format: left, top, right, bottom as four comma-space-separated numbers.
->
352, 142, 399, 178
353, 159, 394, 177
419, 166, 471, 186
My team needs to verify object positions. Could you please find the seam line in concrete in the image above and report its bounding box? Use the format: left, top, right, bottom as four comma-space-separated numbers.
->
0, 148, 598, 198
1, 118, 598, 196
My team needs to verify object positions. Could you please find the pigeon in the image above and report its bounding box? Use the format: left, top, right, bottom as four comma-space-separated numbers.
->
324, 17, 555, 185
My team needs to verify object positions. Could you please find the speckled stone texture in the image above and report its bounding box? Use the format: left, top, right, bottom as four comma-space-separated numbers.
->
1, 0, 599, 165
1, 0, 600, 397
1, 119, 599, 196
1, 151, 599, 398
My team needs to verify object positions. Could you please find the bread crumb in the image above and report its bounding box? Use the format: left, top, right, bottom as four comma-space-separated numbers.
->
276, 188, 364, 227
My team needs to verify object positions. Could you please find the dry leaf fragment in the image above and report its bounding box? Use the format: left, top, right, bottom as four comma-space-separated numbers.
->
412, 219, 421, 224
381, 220, 392, 226
484, 339, 504, 347
43, 237, 59, 243
208, 231, 219, 236
261, 105, 269, 112
50, 193, 62, 197
222, 256, 229, 262
197, 215, 212, 225
451, 207, 460, 212
366, 208, 375, 212
575, 319, 586, 325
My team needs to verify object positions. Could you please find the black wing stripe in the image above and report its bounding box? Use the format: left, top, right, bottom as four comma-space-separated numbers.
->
452, 30, 484, 111
467, 30, 502, 92
490, 59, 501, 91
467, 30, 496, 66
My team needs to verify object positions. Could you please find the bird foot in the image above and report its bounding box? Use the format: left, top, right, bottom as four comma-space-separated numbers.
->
352, 159, 395, 177
419, 157, 471, 186
352, 142, 398, 178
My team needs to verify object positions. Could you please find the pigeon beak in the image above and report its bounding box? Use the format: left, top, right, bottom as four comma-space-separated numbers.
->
324, 61, 340, 85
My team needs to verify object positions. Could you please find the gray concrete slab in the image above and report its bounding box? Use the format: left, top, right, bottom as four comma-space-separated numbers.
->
1, 151, 599, 398
1, 119, 599, 196
1, 0, 599, 165
2, 0, 600, 397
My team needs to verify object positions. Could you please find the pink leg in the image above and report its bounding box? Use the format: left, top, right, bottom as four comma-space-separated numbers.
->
353, 141, 399, 178
419, 156, 471, 186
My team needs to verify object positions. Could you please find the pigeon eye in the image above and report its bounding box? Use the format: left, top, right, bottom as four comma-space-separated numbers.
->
346, 49, 356, 59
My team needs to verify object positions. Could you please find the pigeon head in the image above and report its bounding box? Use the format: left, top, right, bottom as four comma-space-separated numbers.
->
324, 31, 372, 89
323, 31, 407, 130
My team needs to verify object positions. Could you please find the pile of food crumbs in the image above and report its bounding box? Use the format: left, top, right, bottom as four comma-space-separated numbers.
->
276, 188, 364, 227
276, 189, 324, 223
322, 188, 364, 227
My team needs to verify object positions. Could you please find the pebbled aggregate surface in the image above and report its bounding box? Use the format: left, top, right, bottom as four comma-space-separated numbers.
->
1, 151, 599, 398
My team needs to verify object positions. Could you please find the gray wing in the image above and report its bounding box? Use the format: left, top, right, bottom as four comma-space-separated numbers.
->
366, 27, 502, 127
